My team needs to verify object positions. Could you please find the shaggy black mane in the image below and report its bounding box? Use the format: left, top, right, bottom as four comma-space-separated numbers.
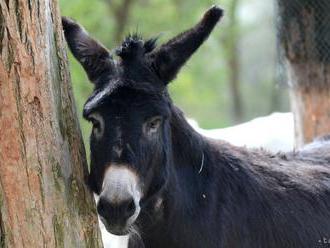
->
115, 33, 158, 60
82, 34, 161, 117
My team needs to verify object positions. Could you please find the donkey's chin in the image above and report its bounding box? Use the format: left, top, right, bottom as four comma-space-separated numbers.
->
101, 219, 130, 236
106, 226, 130, 236
100, 213, 139, 236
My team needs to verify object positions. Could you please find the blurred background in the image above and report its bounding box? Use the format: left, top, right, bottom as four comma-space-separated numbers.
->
59, 0, 290, 155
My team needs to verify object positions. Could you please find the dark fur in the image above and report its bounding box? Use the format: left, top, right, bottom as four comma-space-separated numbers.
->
62, 6, 330, 248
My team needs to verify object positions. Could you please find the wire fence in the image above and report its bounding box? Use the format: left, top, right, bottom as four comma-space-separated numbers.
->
276, 0, 330, 63
275, 0, 330, 89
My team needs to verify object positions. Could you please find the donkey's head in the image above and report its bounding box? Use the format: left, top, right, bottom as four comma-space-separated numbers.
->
62, 6, 223, 235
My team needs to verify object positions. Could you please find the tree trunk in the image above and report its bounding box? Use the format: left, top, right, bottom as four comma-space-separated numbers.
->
277, 0, 330, 147
105, 0, 134, 44
223, 0, 243, 124
0, 0, 102, 247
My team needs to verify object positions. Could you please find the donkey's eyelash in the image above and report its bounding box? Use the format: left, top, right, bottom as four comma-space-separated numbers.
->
144, 114, 162, 121
88, 117, 98, 124
87, 113, 103, 127
145, 116, 162, 123
91, 118, 100, 126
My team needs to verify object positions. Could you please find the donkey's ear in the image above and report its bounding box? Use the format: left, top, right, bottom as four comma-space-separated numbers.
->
148, 6, 223, 84
62, 17, 115, 84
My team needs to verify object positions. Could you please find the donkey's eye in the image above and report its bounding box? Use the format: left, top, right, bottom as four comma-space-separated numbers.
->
88, 113, 104, 139
144, 116, 162, 135
91, 118, 100, 129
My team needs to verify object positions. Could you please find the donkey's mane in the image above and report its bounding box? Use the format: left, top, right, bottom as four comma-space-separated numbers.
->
83, 80, 165, 118
115, 33, 158, 60
83, 34, 163, 118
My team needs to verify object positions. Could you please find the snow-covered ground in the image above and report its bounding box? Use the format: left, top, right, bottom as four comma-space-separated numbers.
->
99, 112, 294, 247
189, 112, 294, 152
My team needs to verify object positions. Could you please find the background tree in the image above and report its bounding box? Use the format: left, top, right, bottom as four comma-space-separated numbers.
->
0, 0, 102, 246
222, 0, 243, 123
277, 0, 330, 146
104, 0, 135, 44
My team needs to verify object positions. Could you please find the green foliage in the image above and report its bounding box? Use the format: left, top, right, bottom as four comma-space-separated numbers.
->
59, 0, 289, 157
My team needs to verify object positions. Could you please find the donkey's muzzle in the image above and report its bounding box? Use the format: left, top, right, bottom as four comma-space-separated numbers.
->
98, 165, 142, 235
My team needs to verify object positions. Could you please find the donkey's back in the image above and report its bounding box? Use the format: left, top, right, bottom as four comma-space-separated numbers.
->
219, 135, 330, 248
297, 135, 330, 162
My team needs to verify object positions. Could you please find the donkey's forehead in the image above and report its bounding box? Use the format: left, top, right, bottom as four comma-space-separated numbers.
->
83, 80, 166, 118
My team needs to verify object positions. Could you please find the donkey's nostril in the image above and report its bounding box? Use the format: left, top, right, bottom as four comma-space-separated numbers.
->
97, 197, 109, 217
124, 199, 136, 219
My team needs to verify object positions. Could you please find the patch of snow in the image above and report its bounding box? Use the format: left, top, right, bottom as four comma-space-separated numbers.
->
99, 220, 129, 248
189, 112, 294, 152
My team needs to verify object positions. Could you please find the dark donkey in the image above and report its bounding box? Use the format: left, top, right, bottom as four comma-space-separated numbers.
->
62, 6, 330, 248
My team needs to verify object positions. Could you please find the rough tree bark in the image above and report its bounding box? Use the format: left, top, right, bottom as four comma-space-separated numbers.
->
277, 0, 330, 147
0, 0, 102, 247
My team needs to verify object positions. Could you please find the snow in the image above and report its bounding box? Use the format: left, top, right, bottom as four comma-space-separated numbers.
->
99, 112, 294, 247
99, 221, 129, 248
188, 112, 294, 152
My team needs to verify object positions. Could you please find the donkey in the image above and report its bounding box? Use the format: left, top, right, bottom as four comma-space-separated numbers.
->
62, 6, 330, 248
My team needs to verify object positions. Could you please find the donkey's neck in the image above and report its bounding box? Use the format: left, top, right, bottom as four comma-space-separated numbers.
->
168, 106, 215, 207
170, 106, 207, 173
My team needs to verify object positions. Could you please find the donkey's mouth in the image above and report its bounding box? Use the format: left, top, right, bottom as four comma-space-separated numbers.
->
106, 227, 130, 236
103, 222, 130, 236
